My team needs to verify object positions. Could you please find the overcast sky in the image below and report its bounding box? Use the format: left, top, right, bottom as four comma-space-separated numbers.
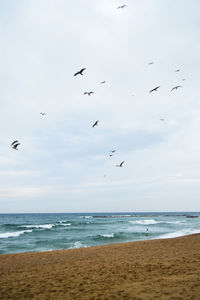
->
0, 0, 200, 213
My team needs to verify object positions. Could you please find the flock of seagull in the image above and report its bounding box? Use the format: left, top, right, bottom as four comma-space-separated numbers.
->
10, 62, 185, 172
10, 4, 185, 175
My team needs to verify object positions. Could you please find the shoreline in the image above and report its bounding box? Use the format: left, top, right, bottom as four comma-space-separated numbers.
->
1, 231, 200, 256
0, 234, 200, 299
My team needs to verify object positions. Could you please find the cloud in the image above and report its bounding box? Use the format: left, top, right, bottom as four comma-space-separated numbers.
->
0, 0, 200, 212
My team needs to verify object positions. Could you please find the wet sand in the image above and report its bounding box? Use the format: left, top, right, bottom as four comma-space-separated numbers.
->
0, 234, 200, 299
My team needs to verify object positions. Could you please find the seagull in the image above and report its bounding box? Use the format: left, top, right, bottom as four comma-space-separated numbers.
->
92, 120, 99, 128
40, 112, 46, 116
160, 118, 165, 121
182, 79, 186, 81
116, 161, 125, 167
175, 69, 180, 72
100, 81, 106, 84
149, 86, 160, 93
84, 91, 94, 96
110, 150, 116, 153
148, 62, 154, 65
171, 85, 182, 92
12, 142, 20, 150
74, 68, 86, 76
117, 5, 127, 9
109, 154, 113, 157
11, 140, 19, 146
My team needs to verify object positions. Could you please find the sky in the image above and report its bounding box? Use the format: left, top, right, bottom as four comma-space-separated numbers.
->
0, 0, 200, 213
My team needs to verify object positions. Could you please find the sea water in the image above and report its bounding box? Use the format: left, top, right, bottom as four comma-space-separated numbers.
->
0, 212, 199, 254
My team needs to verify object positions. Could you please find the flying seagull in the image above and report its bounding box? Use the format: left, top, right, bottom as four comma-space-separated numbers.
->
12, 142, 20, 150
100, 81, 106, 84
84, 91, 94, 96
116, 161, 125, 167
148, 62, 154, 65
110, 150, 116, 153
182, 79, 186, 81
149, 86, 160, 93
117, 5, 127, 9
74, 68, 86, 76
11, 140, 19, 146
171, 85, 182, 92
40, 112, 46, 116
92, 120, 99, 128
175, 69, 180, 72
109, 154, 113, 157
160, 118, 165, 121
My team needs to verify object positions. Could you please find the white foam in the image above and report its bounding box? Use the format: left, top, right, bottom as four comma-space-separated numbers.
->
82, 216, 93, 219
101, 233, 114, 238
129, 219, 160, 225
157, 228, 200, 239
70, 241, 87, 249
165, 221, 185, 224
25, 224, 53, 229
60, 223, 71, 226
0, 230, 32, 239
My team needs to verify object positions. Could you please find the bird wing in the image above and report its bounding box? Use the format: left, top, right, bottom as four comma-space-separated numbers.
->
171, 86, 182, 91
12, 143, 20, 149
149, 87, 158, 93
11, 140, 18, 146
80, 68, 86, 74
92, 121, 98, 127
120, 161, 125, 166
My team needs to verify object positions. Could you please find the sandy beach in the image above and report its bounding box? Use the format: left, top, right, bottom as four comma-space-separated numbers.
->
0, 234, 200, 299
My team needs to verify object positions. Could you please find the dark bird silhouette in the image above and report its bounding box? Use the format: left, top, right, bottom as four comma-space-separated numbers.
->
100, 81, 106, 84
171, 85, 182, 92
84, 91, 94, 96
40, 112, 46, 116
149, 86, 160, 93
12, 142, 20, 150
74, 68, 86, 76
92, 120, 99, 128
116, 161, 125, 167
160, 118, 165, 121
11, 140, 19, 146
110, 150, 116, 153
109, 154, 113, 157
117, 5, 127, 9
148, 62, 154, 65
175, 69, 180, 72
182, 79, 186, 81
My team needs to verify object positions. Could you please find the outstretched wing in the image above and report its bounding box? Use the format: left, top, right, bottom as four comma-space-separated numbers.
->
11, 140, 18, 146
12, 143, 20, 149
120, 161, 125, 167
92, 121, 98, 127
80, 68, 86, 74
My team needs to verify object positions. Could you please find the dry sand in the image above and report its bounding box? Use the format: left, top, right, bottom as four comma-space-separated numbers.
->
0, 234, 200, 299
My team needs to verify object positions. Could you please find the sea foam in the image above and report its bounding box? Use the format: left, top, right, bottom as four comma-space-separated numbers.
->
70, 241, 88, 248
0, 230, 32, 239
100, 233, 114, 238
129, 219, 160, 225
157, 228, 200, 239
25, 224, 53, 229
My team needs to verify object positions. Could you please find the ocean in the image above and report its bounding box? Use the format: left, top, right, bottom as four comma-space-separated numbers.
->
0, 212, 199, 254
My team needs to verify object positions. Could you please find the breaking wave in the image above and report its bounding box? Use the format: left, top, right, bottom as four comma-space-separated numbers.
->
0, 230, 32, 239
